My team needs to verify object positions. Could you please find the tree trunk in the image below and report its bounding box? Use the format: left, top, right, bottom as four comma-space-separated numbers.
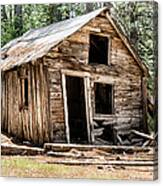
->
14, 5, 23, 36
1, 5, 8, 20
48, 4, 56, 24
85, 3, 94, 13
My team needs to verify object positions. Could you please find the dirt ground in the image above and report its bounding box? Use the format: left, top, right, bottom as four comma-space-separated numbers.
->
1, 134, 157, 180
1, 155, 156, 180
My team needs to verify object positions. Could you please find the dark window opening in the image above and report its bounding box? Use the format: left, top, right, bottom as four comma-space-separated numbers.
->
94, 83, 113, 114
24, 78, 28, 107
89, 34, 108, 65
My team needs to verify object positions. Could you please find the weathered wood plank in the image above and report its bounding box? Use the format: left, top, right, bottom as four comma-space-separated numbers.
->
1, 73, 6, 131
1, 144, 44, 155
61, 73, 70, 143
8, 73, 12, 134
12, 71, 18, 137
44, 66, 51, 142
31, 64, 38, 144
17, 71, 23, 139
36, 63, 43, 144
44, 143, 155, 154
28, 64, 33, 141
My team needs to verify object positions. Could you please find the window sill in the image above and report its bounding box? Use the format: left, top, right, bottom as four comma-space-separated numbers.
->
93, 114, 116, 121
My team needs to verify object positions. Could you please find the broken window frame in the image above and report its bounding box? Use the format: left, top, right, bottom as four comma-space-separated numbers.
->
88, 33, 111, 65
93, 81, 114, 119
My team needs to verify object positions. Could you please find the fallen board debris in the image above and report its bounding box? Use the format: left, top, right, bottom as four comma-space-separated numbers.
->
1, 144, 44, 155
131, 130, 154, 140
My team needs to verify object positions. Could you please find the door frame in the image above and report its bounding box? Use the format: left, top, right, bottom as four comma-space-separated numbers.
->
61, 69, 92, 144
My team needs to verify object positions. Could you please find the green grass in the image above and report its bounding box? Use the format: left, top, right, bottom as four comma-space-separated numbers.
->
1, 156, 152, 180
1, 156, 113, 179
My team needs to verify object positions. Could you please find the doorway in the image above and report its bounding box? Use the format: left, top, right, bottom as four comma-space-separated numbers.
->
65, 76, 88, 144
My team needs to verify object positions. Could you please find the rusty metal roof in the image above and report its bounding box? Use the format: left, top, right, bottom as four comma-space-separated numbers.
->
1, 7, 148, 75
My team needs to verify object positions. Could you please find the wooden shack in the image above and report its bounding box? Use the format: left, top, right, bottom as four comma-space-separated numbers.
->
1, 7, 148, 146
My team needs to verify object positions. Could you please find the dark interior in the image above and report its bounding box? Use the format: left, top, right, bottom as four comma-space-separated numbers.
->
66, 76, 88, 144
89, 34, 108, 65
94, 83, 113, 114
24, 78, 28, 107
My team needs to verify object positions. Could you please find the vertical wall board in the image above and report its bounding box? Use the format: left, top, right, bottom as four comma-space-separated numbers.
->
11, 71, 18, 137
12, 72, 17, 136
21, 78, 26, 140
4, 74, 7, 132
44, 66, 51, 142
7, 73, 9, 133
25, 65, 30, 141
44, 66, 50, 142
31, 65, 39, 144
61, 73, 70, 143
15, 71, 19, 137
1, 73, 5, 131
39, 63, 44, 142
28, 64, 33, 141
6, 73, 9, 134
11, 72, 14, 135
40, 63, 49, 142
8, 73, 12, 134
84, 77, 91, 143
87, 77, 95, 143
4, 73, 7, 131
36, 64, 43, 144
17, 72, 23, 139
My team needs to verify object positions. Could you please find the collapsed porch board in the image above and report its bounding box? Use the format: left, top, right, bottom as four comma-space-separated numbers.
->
44, 143, 156, 154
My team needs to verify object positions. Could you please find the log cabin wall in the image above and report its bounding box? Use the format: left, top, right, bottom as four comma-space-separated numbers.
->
43, 13, 145, 144
1, 61, 50, 146
45, 63, 67, 143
